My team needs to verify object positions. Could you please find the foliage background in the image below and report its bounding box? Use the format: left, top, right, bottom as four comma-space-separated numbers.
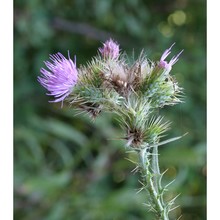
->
14, 0, 206, 219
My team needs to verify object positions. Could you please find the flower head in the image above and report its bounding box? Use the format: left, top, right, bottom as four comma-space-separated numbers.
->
99, 38, 120, 59
159, 43, 183, 72
38, 52, 78, 105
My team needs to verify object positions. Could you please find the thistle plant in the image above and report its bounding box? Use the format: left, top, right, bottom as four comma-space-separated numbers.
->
38, 39, 185, 220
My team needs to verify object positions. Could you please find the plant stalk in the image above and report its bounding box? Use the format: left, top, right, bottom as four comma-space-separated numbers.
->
138, 147, 169, 220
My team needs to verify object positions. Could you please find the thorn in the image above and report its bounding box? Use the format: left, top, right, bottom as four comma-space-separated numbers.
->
143, 202, 157, 212
164, 178, 176, 189
142, 202, 151, 208
150, 133, 188, 148
125, 149, 136, 154
150, 152, 160, 156
158, 168, 169, 188
131, 166, 139, 173
176, 215, 182, 220
169, 205, 180, 212
148, 206, 157, 213
136, 187, 145, 194
161, 168, 169, 176
166, 193, 181, 209
170, 193, 181, 202
138, 180, 145, 187
124, 157, 137, 165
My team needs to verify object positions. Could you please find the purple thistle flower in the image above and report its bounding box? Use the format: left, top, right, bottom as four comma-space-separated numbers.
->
38, 52, 78, 105
159, 43, 183, 72
99, 38, 120, 59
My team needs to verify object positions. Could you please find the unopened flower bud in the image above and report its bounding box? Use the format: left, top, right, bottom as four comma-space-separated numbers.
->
99, 38, 120, 59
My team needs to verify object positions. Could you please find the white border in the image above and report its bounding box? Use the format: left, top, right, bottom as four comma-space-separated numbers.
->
0, 1, 212, 219
0, 0, 13, 219
207, 1, 220, 219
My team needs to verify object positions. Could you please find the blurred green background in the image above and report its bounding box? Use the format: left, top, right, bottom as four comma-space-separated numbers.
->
14, 0, 206, 219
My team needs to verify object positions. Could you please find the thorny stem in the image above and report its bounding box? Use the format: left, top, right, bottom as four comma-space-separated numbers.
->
38, 40, 184, 220
152, 145, 161, 193
138, 147, 169, 220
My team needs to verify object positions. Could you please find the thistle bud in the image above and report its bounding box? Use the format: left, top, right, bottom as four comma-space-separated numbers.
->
38, 52, 78, 105
99, 38, 120, 59
158, 43, 183, 72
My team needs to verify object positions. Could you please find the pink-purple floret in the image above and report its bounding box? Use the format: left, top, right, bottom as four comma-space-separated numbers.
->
99, 39, 120, 59
38, 52, 78, 103
159, 43, 183, 71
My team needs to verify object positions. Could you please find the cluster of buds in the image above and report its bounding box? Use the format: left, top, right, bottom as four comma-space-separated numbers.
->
38, 38, 183, 149
38, 39, 184, 219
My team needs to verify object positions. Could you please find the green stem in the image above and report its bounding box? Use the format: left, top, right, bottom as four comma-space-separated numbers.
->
138, 148, 169, 220
152, 145, 160, 192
